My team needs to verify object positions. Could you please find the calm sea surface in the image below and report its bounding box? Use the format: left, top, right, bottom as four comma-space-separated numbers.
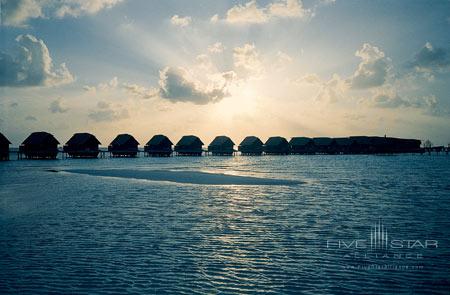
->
1, 154, 449, 294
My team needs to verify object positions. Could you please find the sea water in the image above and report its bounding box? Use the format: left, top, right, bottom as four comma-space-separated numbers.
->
0, 154, 449, 294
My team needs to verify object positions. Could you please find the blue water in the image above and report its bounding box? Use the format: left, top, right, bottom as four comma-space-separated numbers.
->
1, 155, 449, 294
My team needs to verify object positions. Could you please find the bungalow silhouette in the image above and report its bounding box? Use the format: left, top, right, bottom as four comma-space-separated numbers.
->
144, 135, 173, 157
108, 134, 139, 157
334, 137, 352, 154
19, 131, 59, 159
264, 136, 290, 155
238, 136, 263, 155
64, 133, 101, 158
386, 137, 421, 154
208, 136, 235, 156
0, 132, 11, 160
174, 135, 203, 156
290, 137, 314, 154
349, 136, 371, 154
313, 137, 336, 154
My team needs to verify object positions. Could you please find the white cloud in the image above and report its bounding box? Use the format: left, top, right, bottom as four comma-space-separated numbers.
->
268, 0, 310, 18
316, 74, 348, 103
225, 0, 268, 24
158, 67, 234, 104
0, 0, 43, 27
83, 77, 118, 92
123, 83, 158, 99
233, 43, 264, 78
297, 73, 322, 85
217, 0, 311, 24
0, 0, 124, 26
208, 42, 225, 54
49, 98, 69, 113
170, 15, 192, 27
210, 14, 219, 23
0, 34, 74, 87
349, 43, 391, 89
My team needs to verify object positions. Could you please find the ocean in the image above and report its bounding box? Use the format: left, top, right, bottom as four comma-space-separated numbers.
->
0, 154, 449, 294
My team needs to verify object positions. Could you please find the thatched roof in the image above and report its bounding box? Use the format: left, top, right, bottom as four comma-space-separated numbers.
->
290, 137, 312, 146
313, 137, 334, 146
110, 134, 139, 146
209, 136, 234, 147
265, 136, 289, 146
176, 135, 203, 146
22, 132, 59, 145
146, 135, 173, 146
0, 133, 11, 145
239, 136, 263, 146
66, 133, 101, 146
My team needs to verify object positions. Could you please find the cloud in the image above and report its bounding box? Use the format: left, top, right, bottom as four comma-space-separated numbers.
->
88, 101, 129, 122
54, 0, 124, 18
268, 0, 310, 18
296, 73, 322, 84
0, 0, 43, 27
316, 74, 348, 103
210, 14, 219, 23
158, 67, 234, 104
49, 98, 69, 113
409, 42, 450, 72
349, 43, 391, 89
371, 88, 442, 115
218, 0, 311, 24
123, 83, 158, 99
208, 42, 225, 54
83, 77, 118, 92
170, 15, 191, 27
0, 0, 124, 26
0, 34, 74, 87
233, 43, 264, 78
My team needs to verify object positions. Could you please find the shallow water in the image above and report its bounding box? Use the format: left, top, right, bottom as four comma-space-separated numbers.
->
1, 154, 450, 294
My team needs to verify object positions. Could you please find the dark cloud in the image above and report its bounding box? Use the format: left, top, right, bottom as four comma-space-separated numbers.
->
0, 34, 73, 87
349, 43, 390, 89
158, 67, 234, 105
409, 42, 450, 72
88, 101, 129, 122
49, 98, 69, 113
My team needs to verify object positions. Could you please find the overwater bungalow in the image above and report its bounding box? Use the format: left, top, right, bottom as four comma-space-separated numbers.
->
367, 136, 390, 154
386, 137, 421, 154
349, 136, 371, 154
208, 136, 235, 156
290, 137, 314, 154
238, 136, 264, 155
108, 134, 139, 157
264, 136, 290, 155
144, 134, 173, 157
0, 132, 11, 160
174, 135, 203, 156
63, 133, 101, 158
313, 137, 335, 154
334, 138, 352, 154
19, 131, 59, 159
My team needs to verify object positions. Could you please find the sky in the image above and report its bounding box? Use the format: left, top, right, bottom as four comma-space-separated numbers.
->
0, 0, 449, 146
